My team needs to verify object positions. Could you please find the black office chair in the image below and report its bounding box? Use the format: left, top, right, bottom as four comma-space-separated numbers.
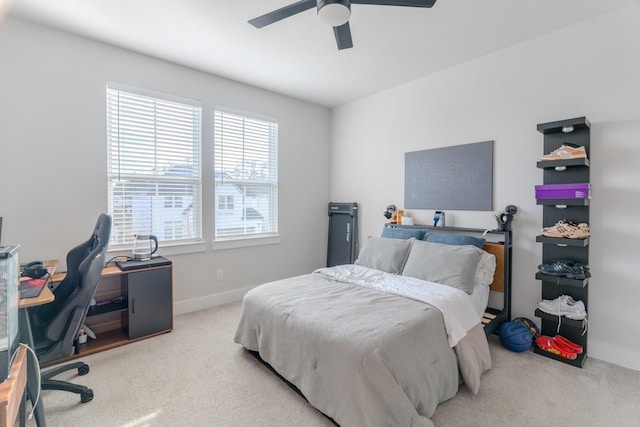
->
28, 213, 111, 403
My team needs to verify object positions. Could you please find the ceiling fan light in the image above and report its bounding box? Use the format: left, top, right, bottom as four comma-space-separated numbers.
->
317, 0, 351, 27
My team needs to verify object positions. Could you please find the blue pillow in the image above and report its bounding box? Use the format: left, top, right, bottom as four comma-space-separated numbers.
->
381, 227, 427, 240
425, 234, 486, 249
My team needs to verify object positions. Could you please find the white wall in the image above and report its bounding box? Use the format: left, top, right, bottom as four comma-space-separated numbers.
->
331, 5, 640, 370
0, 18, 331, 313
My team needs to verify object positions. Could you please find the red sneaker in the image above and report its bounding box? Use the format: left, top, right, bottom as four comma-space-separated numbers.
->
554, 335, 583, 354
536, 335, 577, 360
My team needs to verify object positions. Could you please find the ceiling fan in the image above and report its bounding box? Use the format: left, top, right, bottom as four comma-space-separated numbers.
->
249, 0, 438, 51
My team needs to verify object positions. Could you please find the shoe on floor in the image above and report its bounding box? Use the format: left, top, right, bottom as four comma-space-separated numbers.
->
539, 144, 588, 161
537, 295, 587, 320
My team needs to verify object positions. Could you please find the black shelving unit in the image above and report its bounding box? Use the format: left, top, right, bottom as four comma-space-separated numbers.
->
535, 116, 590, 368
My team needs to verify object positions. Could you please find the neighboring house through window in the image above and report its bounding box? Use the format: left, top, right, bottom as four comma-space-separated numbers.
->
106, 83, 202, 247
214, 107, 278, 240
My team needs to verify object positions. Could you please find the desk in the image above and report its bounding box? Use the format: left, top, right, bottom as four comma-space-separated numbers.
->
18, 260, 57, 427
46, 262, 173, 366
18, 260, 56, 309
0, 346, 27, 427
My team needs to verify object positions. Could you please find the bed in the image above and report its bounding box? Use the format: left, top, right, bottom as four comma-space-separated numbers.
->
234, 226, 511, 427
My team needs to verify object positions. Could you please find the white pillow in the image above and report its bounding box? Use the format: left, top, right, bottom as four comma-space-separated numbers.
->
475, 250, 496, 287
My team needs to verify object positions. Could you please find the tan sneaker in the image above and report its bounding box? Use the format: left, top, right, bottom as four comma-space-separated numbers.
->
567, 223, 590, 239
541, 220, 577, 238
539, 144, 587, 161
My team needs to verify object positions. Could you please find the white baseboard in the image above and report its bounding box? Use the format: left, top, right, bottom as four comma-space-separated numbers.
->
174, 286, 255, 316
589, 338, 640, 372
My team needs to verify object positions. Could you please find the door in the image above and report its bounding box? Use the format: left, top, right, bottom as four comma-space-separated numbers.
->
127, 267, 172, 340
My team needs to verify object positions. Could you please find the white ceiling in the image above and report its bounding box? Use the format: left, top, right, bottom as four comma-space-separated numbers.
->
4, 0, 635, 107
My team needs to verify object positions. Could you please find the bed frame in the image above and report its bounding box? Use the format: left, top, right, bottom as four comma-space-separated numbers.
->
385, 224, 513, 335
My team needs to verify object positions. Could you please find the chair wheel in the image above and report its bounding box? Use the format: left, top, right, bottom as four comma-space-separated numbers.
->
80, 389, 94, 403
78, 364, 90, 376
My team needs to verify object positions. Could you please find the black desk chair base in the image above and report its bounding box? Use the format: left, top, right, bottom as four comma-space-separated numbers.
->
41, 361, 94, 403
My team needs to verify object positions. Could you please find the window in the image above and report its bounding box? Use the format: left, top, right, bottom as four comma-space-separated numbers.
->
218, 195, 234, 210
107, 83, 202, 247
214, 107, 278, 240
164, 220, 184, 240
164, 196, 183, 208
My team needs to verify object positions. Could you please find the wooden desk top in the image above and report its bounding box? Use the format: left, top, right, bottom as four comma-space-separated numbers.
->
26, 261, 173, 311
0, 346, 27, 427
18, 260, 57, 309
19, 285, 54, 309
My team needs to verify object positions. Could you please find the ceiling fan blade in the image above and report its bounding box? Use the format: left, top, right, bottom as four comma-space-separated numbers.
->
334, 22, 353, 50
249, 0, 317, 28
351, 0, 437, 7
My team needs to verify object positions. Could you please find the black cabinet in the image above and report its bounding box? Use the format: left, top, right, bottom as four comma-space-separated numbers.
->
128, 267, 173, 340
535, 117, 590, 368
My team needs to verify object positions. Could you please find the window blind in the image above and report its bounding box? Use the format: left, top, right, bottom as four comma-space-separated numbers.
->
107, 84, 202, 247
214, 107, 278, 239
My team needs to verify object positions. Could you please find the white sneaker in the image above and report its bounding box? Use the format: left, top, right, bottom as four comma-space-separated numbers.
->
537, 295, 587, 320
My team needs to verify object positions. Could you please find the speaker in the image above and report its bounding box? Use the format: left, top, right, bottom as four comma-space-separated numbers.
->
22, 261, 47, 279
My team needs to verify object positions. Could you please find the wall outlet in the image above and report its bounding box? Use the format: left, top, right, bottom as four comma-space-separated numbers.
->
216, 269, 223, 281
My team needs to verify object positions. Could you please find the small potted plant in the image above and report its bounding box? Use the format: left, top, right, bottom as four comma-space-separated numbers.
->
494, 211, 508, 231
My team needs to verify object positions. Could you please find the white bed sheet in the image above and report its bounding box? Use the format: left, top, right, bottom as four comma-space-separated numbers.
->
470, 283, 490, 320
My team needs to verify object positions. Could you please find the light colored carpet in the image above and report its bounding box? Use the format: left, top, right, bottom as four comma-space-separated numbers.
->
26, 301, 640, 427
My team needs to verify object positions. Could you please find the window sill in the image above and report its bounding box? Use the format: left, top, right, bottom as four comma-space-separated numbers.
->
107, 241, 207, 258
211, 235, 281, 251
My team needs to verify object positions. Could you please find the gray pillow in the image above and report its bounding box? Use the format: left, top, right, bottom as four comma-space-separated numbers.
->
401, 240, 482, 294
354, 237, 414, 274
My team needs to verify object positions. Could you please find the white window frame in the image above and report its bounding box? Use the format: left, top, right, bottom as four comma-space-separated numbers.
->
213, 106, 279, 249
106, 82, 203, 251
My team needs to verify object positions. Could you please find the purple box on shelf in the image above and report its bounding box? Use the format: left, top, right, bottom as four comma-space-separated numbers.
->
535, 183, 591, 199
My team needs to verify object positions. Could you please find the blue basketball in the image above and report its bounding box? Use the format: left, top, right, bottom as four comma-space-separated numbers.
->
512, 317, 540, 339
499, 321, 533, 352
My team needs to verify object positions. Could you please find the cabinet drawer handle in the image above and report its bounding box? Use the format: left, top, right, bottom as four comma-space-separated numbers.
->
555, 204, 568, 209
555, 243, 568, 247
131, 299, 135, 314
554, 166, 567, 172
